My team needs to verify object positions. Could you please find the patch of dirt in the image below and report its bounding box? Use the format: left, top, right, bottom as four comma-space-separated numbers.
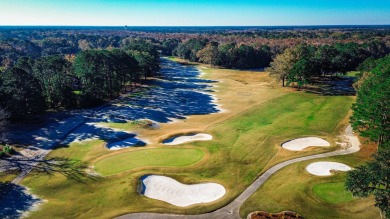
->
248, 211, 303, 219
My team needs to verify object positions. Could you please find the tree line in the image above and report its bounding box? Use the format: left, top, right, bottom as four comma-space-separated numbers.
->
2, 27, 389, 71
345, 54, 390, 218
169, 38, 272, 69
265, 42, 389, 89
0, 39, 159, 120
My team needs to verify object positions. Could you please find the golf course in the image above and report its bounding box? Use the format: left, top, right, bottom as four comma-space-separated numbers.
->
0, 57, 380, 219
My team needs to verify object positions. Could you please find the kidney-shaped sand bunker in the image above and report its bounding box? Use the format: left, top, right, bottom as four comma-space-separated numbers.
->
281, 137, 330, 151
306, 161, 352, 176
140, 175, 226, 207
163, 133, 212, 145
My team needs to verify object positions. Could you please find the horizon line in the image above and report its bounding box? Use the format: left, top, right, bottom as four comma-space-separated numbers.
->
1, 24, 390, 27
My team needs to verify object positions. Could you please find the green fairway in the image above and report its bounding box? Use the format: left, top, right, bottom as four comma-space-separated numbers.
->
95, 148, 205, 176
21, 90, 362, 218
240, 155, 380, 219
313, 182, 355, 204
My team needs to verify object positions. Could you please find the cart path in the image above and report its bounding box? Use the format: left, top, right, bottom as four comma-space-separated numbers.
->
116, 125, 360, 219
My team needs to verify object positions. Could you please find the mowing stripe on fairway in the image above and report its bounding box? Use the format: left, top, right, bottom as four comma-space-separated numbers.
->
95, 148, 205, 176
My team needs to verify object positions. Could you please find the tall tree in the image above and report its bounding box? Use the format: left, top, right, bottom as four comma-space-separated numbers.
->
218, 43, 237, 68
346, 146, 390, 218
266, 48, 297, 86
111, 49, 139, 89
0, 68, 46, 119
33, 56, 75, 108
73, 50, 109, 105
174, 37, 208, 62
128, 50, 158, 80
286, 58, 313, 90
196, 42, 220, 67
350, 55, 390, 147
161, 39, 180, 56
74, 49, 142, 106
314, 45, 338, 77
123, 38, 160, 78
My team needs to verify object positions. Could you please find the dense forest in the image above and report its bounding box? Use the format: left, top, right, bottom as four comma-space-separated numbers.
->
0, 26, 389, 121
0, 37, 160, 120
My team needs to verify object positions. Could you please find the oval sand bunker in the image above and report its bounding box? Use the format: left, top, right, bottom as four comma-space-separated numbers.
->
306, 162, 352, 176
163, 133, 212, 145
107, 138, 145, 150
141, 175, 226, 207
281, 137, 330, 151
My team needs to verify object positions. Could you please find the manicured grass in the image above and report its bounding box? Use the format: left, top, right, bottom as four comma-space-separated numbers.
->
19, 63, 362, 218
22, 92, 355, 219
53, 139, 107, 162
313, 182, 355, 204
240, 154, 380, 219
95, 148, 205, 176
96, 122, 137, 131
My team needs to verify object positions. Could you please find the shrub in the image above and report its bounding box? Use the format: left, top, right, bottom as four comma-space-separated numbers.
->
2, 145, 14, 154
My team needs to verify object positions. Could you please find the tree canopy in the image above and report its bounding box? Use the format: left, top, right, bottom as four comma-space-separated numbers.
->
0, 67, 46, 119
346, 145, 390, 218
350, 55, 390, 147
346, 54, 390, 218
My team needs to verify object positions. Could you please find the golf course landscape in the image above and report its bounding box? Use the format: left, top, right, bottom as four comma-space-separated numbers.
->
1, 0, 389, 217
1, 56, 381, 219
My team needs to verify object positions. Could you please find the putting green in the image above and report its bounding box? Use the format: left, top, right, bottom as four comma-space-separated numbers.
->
95, 148, 205, 176
313, 182, 355, 204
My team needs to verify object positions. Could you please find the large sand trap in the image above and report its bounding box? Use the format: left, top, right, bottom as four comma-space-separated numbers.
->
281, 137, 330, 151
163, 133, 212, 145
306, 162, 352, 176
141, 175, 226, 207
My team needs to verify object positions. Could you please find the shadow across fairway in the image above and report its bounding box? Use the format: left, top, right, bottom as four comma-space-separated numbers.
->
0, 182, 42, 218
89, 58, 220, 123
5, 58, 219, 150
61, 123, 146, 148
305, 76, 356, 96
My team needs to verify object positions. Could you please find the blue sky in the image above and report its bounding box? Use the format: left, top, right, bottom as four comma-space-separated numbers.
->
0, 0, 389, 26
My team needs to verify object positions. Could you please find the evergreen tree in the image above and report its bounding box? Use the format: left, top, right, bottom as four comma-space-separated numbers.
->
350, 55, 390, 147
0, 68, 46, 119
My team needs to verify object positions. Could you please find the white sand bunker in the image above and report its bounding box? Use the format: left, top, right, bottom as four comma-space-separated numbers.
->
306, 162, 352, 176
163, 133, 212, 145
107, 138, 143, 150
281, 137, 330, 151
141, 175, 226, 207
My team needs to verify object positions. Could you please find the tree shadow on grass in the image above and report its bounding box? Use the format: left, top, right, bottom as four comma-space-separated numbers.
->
89, 59, 220, 124
60, 123, 146, 148
0, 182, 42, 219
5, 58, 219, 151
0, 156, 100, 218
304, 76, 356, 96
1, 156, 100, 183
